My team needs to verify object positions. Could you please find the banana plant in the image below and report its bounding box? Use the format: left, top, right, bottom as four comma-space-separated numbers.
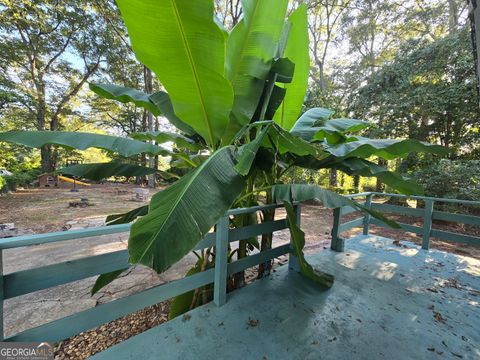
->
0, 0, 448, 317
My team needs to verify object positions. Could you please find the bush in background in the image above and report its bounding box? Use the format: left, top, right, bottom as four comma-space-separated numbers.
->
3, 168, 41, 191
414, 160, 480, 201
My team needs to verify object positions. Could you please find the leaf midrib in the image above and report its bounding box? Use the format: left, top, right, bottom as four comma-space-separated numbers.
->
170, 0, 215, 147
229, 0, 261, 84
136, 148, 229, 263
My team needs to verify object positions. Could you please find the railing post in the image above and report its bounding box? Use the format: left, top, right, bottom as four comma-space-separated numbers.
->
0, 249, 3, 341
363, 193, 372, 235
331, 207, 344, 252
214, 215, 229, 306
422, 200, 434, 250
289, 204, 301, 272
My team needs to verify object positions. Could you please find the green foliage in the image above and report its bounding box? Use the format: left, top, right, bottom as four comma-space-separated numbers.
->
273, 4, 309, 130
4, 169, 41, 191
58, 162, 155, 181
0, 176, 5, 191
91, 268, 129, 296
352, 28, 479, 155
89, 83, 162, 116
0, 131, 170, 157
414, 160, 480, 201
225, 0, 289, 135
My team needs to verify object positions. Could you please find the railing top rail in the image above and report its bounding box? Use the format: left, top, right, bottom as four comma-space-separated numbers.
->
366, 192, 480, 206
344, 192, 372, 199
0, 202, 291, 250
0, 223, 131, 250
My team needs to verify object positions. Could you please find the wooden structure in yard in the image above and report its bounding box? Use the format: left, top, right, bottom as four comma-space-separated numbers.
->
38, 174, 89, 188
37, 173, 58, 187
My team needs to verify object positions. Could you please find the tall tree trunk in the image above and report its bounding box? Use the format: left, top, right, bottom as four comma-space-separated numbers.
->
144, 66, 156, 188
448, 0, 459, 33
136, 109, 148, 185
329, 169, 338, 188
40, 146, 55, 173
353, 175, 360, 193
375, 158, 388, 192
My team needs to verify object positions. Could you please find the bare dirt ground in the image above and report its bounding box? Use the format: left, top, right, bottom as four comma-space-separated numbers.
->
1, 185, 479, 359
0, 183, 161, 234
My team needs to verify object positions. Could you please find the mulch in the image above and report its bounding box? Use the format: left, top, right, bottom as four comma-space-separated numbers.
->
54, 301, 170, 359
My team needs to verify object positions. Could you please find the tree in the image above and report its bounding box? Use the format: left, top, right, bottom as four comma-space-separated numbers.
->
352, 27, 480, 160
0, 0, 125, 172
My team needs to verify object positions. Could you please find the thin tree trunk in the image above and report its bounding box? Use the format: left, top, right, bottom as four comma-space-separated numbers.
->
144, 66, 156, 188
353, 175, 360, 193
329, 169, 338, 188
375, 158, 387, 192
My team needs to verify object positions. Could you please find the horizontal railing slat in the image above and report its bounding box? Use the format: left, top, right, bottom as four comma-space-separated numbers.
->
370, 218, 423, 234
371, 203, 424, 217
3, 250, 129, 300
340, 206, 359, 216
7, 268, 215, 342
430, 229, 480, 245
0, 224, 131, 250
369, 192, 480, 206
227, 244, 290, 275
338, 218, 364, 232
432, 210, 480, 227
229, 219, 287, 242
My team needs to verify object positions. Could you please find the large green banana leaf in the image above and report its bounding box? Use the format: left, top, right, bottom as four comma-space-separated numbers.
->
225, 0, 289, 132
58, 162, 155, 181
265, 123, 324, 157
0, 131, 169, 157
89, 83, 161, 116
324, 138, 449, 160
290, 108, 335, 140
272, 184, 399, 228
338, 158, 423, 195
128, 147, 246, 273
313, 119, 370, 143
148, 92, 196, 136
289, 154, 423, 195
290, 107, 369, 143
106, 205, 149, 225
90, 83, 196, 136
234, 125, 270, 175
91, 268, 129, 295
130, 131, 204, 152
171, 153, 209, 169
273, 4, 309, 130
116, 0, 234, 147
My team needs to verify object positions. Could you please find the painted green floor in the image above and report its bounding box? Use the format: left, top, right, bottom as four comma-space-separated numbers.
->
92, 235, 480, 360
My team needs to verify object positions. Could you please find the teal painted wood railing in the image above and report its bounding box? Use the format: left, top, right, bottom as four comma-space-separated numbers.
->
331, 192, 480, 252
0, 203, 300, 343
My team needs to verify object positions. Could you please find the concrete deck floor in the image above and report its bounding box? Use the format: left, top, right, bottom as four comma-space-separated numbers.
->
92, 235, 480, 360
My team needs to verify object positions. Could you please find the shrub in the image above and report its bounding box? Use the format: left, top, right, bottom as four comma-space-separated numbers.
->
0, 176, 5, 192
4, 169, 41, 191
413, 160, 480, 201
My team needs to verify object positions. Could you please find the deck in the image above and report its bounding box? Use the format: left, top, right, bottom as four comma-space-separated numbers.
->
92, 235, 480, 360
